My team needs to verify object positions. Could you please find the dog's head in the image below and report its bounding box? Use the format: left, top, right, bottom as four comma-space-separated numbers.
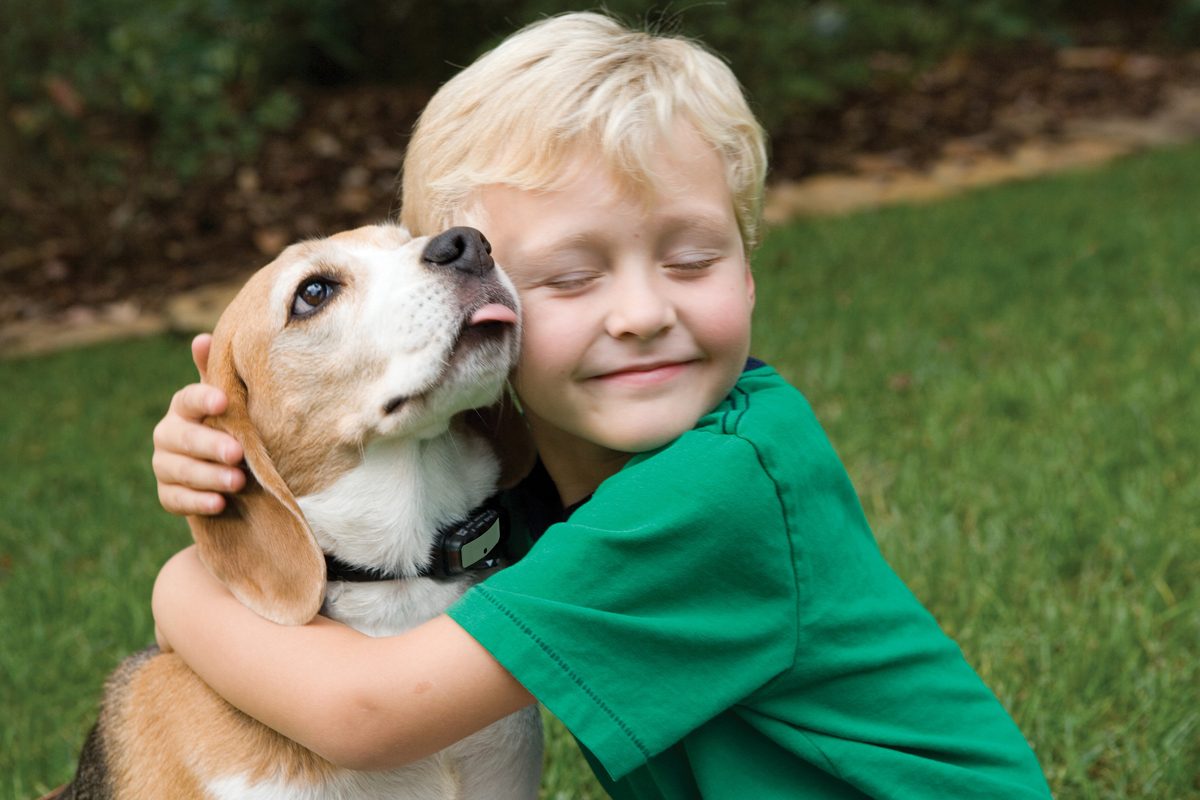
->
190, 223, 526, 625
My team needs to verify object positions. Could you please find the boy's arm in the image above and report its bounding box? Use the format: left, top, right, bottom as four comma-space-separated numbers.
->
152, 546, 536, 771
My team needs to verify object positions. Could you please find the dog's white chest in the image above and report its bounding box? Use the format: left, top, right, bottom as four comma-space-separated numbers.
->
206, 766, 457, 800
322, 578, 468, 636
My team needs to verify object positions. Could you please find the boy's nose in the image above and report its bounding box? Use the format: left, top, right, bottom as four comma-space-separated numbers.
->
606, 274, 677, 340
422, 226, 494, 277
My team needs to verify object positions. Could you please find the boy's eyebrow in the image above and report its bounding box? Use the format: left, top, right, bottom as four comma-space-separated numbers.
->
661, 212, 739, 241
507, 232, 611, 271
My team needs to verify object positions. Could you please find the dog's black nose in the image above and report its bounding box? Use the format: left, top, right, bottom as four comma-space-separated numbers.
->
422, 227, 494, 277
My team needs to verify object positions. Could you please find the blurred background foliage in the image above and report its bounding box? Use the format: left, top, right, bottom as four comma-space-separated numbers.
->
2, 0, 1198, 194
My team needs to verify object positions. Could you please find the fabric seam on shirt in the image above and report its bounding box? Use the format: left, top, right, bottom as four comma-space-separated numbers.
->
472, 584, 652, 761
725, 384, 804, 691
718, 382, 747, 434
797, 728, 847, 780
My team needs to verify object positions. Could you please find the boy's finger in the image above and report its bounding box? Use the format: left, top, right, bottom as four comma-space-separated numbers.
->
156, 482, 228, 518
152, 451, 246, 495
168, 383, 228, 422
153, 412, 243, 466
191, 333, 214, 382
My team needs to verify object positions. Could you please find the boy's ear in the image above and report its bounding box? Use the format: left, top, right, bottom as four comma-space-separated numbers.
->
187, 331, 326, 626
458, 389, 537, 490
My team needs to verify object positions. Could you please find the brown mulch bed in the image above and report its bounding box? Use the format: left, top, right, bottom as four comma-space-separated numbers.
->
2, 44, 1198, 329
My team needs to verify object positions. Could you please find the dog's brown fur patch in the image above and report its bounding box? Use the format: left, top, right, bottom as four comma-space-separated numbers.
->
100, 648, 335, 797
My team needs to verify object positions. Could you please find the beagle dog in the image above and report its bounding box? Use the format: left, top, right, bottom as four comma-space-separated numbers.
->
57, 223, 543, 799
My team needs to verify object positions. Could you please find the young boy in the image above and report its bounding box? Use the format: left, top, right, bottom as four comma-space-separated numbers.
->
150, 12, 1053, 798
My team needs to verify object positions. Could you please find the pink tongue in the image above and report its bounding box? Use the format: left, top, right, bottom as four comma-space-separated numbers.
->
470, 303, 518, 326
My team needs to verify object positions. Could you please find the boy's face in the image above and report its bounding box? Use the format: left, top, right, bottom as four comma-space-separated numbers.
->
472, 125, 755, 468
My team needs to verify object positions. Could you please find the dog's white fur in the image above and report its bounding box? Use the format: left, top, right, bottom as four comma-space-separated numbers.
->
61, 223, 542, 800
301, 434, 501, 634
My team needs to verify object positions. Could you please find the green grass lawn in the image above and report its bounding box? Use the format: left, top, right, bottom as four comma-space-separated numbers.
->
3, 142, 1198, 799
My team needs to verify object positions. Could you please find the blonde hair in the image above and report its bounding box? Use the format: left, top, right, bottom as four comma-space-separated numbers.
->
399, 12, 768, 253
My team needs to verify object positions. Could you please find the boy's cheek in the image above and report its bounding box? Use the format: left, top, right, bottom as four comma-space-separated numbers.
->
512, 303, 577, 365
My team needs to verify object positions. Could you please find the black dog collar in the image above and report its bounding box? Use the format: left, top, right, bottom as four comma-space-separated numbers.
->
324, 499, 507, 582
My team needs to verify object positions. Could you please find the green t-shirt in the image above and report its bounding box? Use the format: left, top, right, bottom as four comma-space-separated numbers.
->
449, 362, 1051, 799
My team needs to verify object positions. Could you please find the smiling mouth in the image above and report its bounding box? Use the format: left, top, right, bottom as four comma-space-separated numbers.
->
592, 360, 695, 383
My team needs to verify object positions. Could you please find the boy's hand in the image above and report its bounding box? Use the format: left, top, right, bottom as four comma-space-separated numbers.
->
152, 334, 246, 516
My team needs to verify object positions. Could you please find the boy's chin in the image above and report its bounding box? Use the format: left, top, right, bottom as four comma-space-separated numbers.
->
597, 418, 697, 456
592, 389, 736, 455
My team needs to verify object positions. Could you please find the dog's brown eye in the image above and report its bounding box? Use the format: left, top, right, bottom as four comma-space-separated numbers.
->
291, 277, 338, 318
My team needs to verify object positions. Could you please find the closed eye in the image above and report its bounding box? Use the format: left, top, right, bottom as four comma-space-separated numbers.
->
542, 272, 600, 292
667, 257, 719, 273
291, 275, 340, 319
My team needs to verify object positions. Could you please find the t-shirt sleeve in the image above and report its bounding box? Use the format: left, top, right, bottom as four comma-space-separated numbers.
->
448, 430, 799, 780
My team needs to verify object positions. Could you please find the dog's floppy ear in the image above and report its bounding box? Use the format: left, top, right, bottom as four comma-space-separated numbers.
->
187, 327, 326, 626
459, 388, 537, 490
